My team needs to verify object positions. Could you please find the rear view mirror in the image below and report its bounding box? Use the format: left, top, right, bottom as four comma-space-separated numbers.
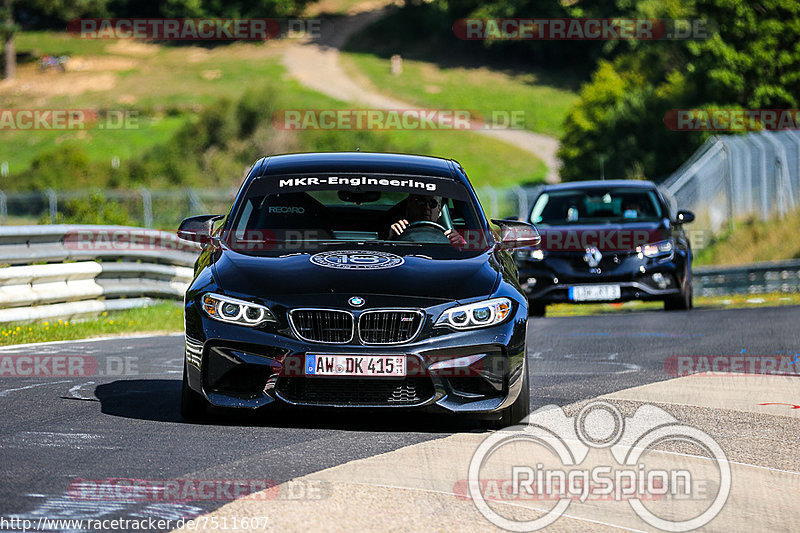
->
338, 191, 381, 204
177, 214, 224, 244
491, 219, 541, 250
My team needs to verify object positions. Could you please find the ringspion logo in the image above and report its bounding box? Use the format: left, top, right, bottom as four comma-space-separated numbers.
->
467, 402, 730, 531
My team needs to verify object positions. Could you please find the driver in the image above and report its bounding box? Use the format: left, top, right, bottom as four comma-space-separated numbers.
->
390, 194, 466, 247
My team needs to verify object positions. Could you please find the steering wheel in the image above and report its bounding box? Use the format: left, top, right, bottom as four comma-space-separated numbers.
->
396, 220, 450, 243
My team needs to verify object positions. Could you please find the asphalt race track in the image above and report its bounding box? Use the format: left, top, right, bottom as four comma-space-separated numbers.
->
1, 305, 798, 532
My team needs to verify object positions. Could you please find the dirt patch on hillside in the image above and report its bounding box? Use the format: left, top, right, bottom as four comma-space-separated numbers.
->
0, 70, 117, 97
105, 40, 159, 56
66, 56, 139, 72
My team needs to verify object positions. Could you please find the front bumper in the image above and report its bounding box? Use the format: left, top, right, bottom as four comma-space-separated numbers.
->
184, 303, 527, 416
518, 252, 687, 305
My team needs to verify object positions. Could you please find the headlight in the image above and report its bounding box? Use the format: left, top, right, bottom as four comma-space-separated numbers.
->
636, 239, 673, 258
435, 298, 513, 330
201, 293, 276, 326
515, 249, 545, 261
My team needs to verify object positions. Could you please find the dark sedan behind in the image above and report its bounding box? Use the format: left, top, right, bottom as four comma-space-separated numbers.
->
515, 180, 695, 316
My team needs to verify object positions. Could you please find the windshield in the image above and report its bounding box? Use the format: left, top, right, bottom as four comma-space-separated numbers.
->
228, 174, 487, 251
530, 188, 664, 225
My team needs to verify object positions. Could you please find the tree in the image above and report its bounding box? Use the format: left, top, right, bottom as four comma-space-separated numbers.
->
2, 0, 109, 79
2, 0, 16, 79
558, 0, 800, 181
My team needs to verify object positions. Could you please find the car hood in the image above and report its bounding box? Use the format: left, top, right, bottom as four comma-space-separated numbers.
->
537, 221, 670, 252
212, 246, 500, 303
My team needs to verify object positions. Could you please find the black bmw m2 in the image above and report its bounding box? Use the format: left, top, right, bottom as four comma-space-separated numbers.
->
177, 152, 540, 426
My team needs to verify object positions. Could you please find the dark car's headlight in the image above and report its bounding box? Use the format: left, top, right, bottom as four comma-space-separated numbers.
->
636, 239, 673, 258
435, 298, 512, 330
201, 293, 276, 326
516, 249, 545, 261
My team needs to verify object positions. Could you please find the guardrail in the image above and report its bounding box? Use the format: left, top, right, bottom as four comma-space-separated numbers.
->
0, 225, 199, 323
0, 225, 798, 323
692, 259, 800, 297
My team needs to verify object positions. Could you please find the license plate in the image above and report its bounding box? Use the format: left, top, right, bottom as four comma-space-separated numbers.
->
304, 354, 406, 377
569, 285, 621, 301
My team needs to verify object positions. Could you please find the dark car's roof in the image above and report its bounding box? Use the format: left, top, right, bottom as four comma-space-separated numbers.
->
542, 179, 657, 191
252, 152, 459, 180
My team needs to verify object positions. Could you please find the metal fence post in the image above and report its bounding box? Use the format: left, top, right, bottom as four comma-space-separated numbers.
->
0, 190, 6, 224
139, 187, 153, 228
511, 185, 528, 220
482, 187, 499, 220
761, 131, 795, 213
720, 142, 735, 231
187, 188, 205, 215
45, 189, 58, 224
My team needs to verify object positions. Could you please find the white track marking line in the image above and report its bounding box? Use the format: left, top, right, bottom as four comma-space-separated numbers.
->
0, 380, 72, 397
0, 332, 183, 352
67, 381, 95, 400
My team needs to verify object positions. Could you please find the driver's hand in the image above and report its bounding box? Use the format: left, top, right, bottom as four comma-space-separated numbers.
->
391, 219, 409, 236
445, 229, 467, 249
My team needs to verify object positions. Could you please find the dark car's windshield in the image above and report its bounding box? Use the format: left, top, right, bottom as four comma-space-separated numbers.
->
228, 173, 487, 250
530, 187, 664, 225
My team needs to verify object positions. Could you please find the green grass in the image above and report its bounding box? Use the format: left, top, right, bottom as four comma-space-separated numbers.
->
694, 209, 800, 266
0, 116, 185, 175
546, 292, 800, 317
341, 53, 578, 138
0, 301, 183, 346
2, 31, 546, 189
272, 61, 547, 187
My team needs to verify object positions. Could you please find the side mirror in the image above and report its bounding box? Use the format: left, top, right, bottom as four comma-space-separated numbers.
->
491, 219, 541, 250
177, 214, 224, 244
675, 210, 695, 224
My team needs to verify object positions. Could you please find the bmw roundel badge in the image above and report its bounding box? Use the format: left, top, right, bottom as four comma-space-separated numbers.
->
348, 296, 365, 307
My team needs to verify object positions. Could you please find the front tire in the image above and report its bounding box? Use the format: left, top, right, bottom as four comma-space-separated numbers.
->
489, 364, 530, 429
528, 301, 546, 317
664, 282, 693, 311
181, 362, 208, 421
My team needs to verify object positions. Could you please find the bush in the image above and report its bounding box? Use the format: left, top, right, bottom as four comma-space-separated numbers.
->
28, 144, 99, 190
47, 191, 133, 225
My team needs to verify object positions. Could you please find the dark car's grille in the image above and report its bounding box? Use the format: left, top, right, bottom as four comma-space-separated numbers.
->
276, 377, 434, 406
358, 310, 423, 344
289, 310, 353, 343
